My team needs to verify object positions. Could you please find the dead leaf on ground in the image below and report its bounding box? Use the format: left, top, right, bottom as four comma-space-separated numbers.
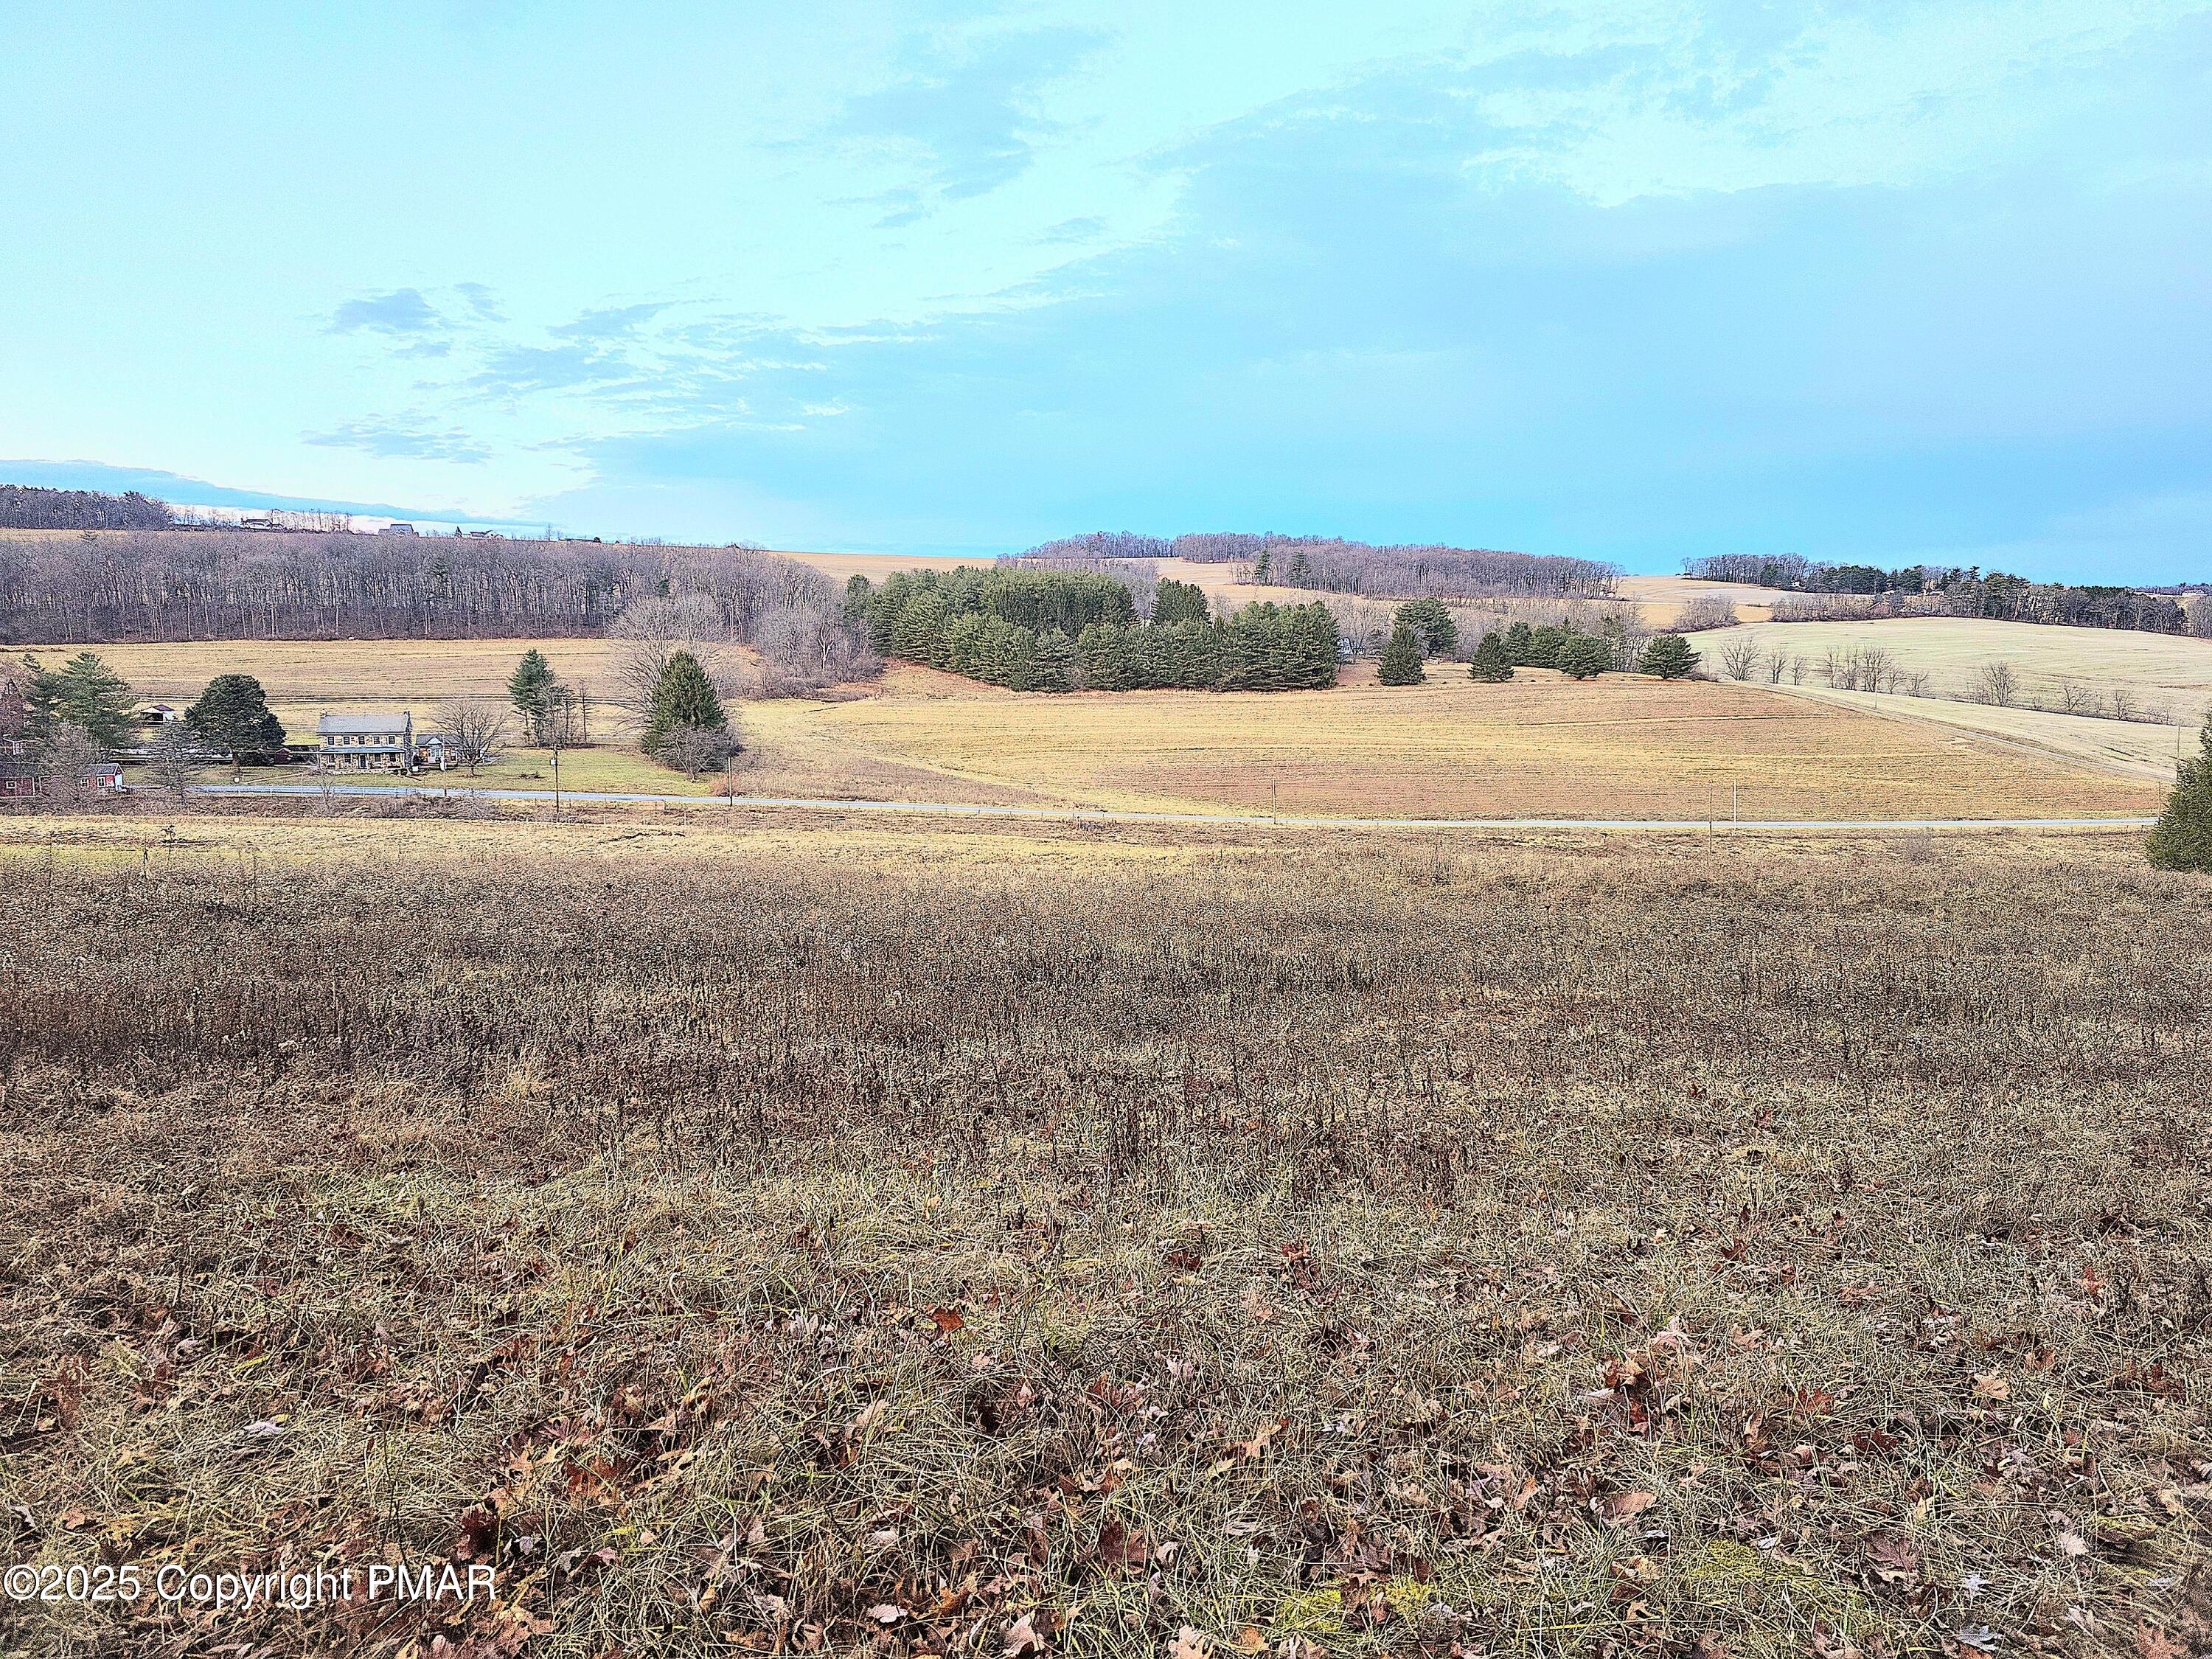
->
1598, 1489, 1656, 1523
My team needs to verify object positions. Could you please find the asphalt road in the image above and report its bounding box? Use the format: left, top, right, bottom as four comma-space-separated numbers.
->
196, 782, 2158, 832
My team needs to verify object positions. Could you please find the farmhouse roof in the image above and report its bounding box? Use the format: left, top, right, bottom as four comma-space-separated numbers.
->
317, 711, 413, 736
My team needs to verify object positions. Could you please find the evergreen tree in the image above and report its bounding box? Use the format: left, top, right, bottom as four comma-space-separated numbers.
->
1377, 624, 1427, 685
509, 649, 557, 737
184, 674, 288, 763
841, 573, 874, 628
1467, 632, 1514, 682
1638, 636, 1700, 680
1293, 602, 1342, 688
1555, 633, 1612, 680
1151, 580, 1209, 627
1523, 625, 1569, 669
1252, 549, 1271, 582
644, 650, 726, 759
2148, 727, 2212, 872
1286, 549, 1312, 585
1502, 622, 1536, 666
1029, 630, 1079, 693
24, 651, 138, 751
1396, 598, 1457, 657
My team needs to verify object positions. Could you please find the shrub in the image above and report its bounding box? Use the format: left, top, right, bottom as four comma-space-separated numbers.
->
2147, 728, 2212, 872
1467, 632, 1514, 682
1377, 625, 1426, 686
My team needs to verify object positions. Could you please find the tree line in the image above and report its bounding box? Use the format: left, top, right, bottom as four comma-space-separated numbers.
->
1372, 599, 1700, 686
0, 484, 175, 530
846, 568, 1340, 692
1684, 554, 2196, 634
1023, 531, 1618, 599
0, 527, 844, 646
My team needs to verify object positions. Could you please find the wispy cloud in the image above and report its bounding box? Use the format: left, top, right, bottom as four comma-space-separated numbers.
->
830, 26, 1106, 212
327, 288, 443, 335
304, 417, 491, 464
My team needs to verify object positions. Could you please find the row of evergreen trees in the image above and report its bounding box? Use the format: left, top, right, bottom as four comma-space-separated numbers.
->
1377, 605, 1700, 685
846, 568, 1338, 693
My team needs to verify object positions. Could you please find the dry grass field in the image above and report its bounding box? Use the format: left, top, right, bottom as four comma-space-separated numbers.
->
782, 666, 2157, 822
1764, 686, 2204, 783
0, 814, 2206, 1658
22, 640, 2163, 821
1686, 620, 2212, 725
1615, 576, 1790, 626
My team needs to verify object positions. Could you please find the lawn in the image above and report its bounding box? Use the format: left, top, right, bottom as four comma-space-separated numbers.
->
0, 817, 2205, 1657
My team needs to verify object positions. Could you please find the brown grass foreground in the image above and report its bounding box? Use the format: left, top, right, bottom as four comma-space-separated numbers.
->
0, 820, 2208, 1658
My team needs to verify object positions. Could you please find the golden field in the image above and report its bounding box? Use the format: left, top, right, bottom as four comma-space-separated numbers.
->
1686, 618, 2212, 720
13, 639, 2163, 821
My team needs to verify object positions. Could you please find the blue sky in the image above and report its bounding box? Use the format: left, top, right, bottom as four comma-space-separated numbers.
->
3, 2, 2208, 577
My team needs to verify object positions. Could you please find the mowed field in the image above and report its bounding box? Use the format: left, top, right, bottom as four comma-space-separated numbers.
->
15, 639, 2162, 820
1686, 618, 2212, 720
1, 815, 2205, 1656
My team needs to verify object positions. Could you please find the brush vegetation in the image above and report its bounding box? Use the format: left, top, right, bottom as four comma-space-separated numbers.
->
0, 824, 2206, 1656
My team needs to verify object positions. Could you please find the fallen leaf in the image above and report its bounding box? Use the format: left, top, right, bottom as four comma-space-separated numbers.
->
2135, 1621, 2186, 1659
869, 1605, 902, 1626
1097, 1518, 1148, 1574
1169, 1627, 1208, 1659
1231, 1627, 1265, 1655
1599, 1489, 1657, 1524
1970, 1372, 2010, 1402
927, 1306, 964, 1333
846, 1399, 889, 1436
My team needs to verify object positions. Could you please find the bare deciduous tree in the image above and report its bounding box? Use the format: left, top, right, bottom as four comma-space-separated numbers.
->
434, 698, 507, 777
1673, 593, 1742, 633
35, 725, 109, 807
1972, 661, 2020, 707
1719, 635, 1764, 681
145, 723, 200, 800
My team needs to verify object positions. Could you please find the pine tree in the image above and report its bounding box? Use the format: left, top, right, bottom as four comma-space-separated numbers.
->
1029, 630, 1079, 693
1467, 632, 1514, 682
1286, 549, 1312, 585
1502, 622, 1535, 667
1252, 549, 1272, 582
644, 650, 726, 759
1378, 624, 1427, 685
35, 652, 139, 751
1151, 580, 1209, 627
2148, 727, 2212, 872
1555, 633, 1612, 680
1638, 636, 1699, 680
185, 674, 288, 764
509, 649, 557, 737
1293, 602, 1342, 687
1396, 598, 1457, 658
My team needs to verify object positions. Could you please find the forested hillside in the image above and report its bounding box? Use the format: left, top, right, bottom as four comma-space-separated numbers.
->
0, 529, 831, 644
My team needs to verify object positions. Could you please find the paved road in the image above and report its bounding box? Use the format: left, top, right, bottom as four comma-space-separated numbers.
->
197, 782, 2156, 833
